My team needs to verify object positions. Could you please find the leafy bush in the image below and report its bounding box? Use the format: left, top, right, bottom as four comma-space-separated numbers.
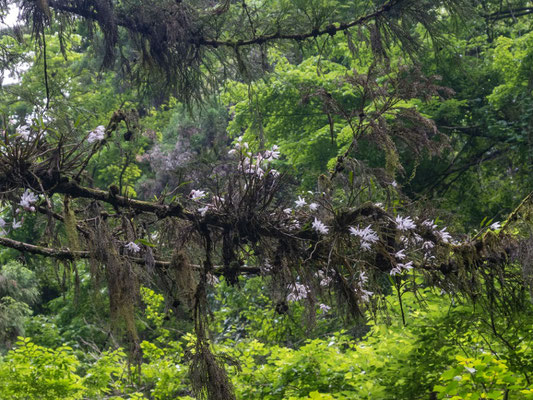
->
0, 338, 85, 400
435, 354, 533, 399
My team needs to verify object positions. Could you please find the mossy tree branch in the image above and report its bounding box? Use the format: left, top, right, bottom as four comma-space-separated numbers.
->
0, 236, 262, 274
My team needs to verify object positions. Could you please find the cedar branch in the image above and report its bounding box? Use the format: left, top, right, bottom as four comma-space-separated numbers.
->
197, 0, 404, 47
46, 0, 405, 49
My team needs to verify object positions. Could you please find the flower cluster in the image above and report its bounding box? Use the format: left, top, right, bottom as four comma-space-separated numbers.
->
287, 283, 309, 302
188, 190, 226, 217
421, 219, 452, 245
316, 270, 333, 287
390, 261, 414, 276
312, 218, 329, 235
292, 194, 320, 213
349, 224, 379, 251
16, 125, 32, 140
125, 241, 140, 253
295, 196, 306, 208
179, 139, 466, 313
186, 139, 285, 220
437, 227, 452, 243
284, 193, 320, 220
0, 189, 43, 234
489, 221, 501, 231
19, 189, 38, 212
264, 145, 280, 161
87, 126, 106, 143
230, 137, 281, 179
395, 215, 416, 231
319, 303, 331, 312
355, 271, 374, 302
189, 189, 206, 201
198, 206, 210, 217
0, 215, 24, 235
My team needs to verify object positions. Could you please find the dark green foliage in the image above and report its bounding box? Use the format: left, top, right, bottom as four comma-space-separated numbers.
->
0, 1, 532, 399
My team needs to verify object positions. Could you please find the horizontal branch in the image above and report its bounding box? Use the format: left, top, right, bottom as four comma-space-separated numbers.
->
198, 0, 403, 47
46, 0, 404, 49
0, 231, 510, 282
0, 236, 260, 275
0, 236, 87, 260
487, 7, 533, 20
52, 180, 393, 241
54, 180, 194, 221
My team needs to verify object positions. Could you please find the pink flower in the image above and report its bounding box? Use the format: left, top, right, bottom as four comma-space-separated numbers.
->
295, 196, 306, 208
87, 126, 105, 143
319, 304, 331, 312
395, 216, 416, 231
19, 189, 38, 211
189, 190, 206, 200
312, 218, 329, 235
125, 242, 140, 253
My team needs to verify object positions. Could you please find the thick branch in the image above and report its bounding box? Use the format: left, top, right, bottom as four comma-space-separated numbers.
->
54, 180, 193, 220
52, 180, 392, 241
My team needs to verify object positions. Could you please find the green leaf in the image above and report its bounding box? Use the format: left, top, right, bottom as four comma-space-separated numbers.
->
136, 239, 155, 248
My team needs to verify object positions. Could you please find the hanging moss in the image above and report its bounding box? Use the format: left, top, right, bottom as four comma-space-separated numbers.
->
63, 197, 80, 252
189, 342, 238, 400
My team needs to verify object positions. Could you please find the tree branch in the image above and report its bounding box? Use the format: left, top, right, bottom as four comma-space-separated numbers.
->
0, 236, 261, 274
53, 180, 193, 220
46, 0, 405, 49
0, 236, 87, 260
487, 7, 533, 20
197, 0, 404, 48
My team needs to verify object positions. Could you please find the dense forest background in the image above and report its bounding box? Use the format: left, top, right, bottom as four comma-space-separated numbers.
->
0, 0, 532, 399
